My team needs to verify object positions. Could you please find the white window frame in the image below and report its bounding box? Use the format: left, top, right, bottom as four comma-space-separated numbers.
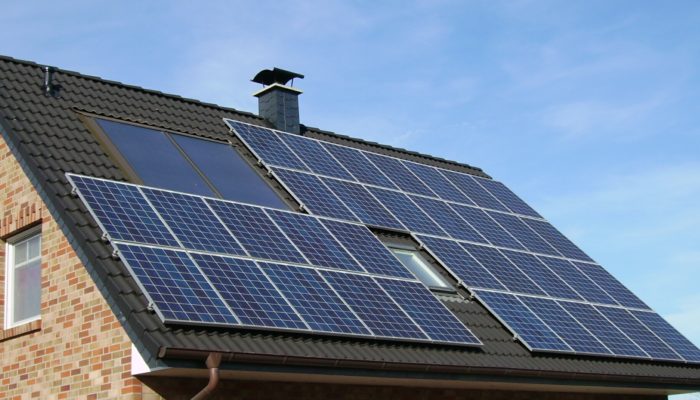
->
4, 227, 42, 329
388, 244, 454, 292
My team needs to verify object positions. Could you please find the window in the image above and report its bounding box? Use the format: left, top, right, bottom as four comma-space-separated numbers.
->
94, 118, 287, 209
4, 230, 41, 328
389, 245, 453, 291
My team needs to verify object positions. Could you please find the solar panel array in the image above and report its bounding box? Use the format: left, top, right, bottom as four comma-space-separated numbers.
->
68, 173, 481, 346
225, 118, 700, 364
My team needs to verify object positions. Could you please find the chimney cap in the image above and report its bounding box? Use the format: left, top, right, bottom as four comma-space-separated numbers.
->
252, 68, 304, 86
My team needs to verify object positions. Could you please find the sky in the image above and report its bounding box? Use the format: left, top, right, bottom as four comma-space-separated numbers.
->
2, 0, 700, 393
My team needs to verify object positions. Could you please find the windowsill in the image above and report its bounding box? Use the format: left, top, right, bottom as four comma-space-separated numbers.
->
0, 319, 41, 342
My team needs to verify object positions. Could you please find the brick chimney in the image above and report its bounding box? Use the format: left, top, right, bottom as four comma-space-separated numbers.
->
252, 68, 304, 134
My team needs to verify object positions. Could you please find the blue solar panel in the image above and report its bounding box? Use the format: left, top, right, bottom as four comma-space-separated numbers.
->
461, 244, 545, 296
205, 199, 307, 264
519, 296, 610, 355
416, 235, 506, 290
266, 210, 364, 272
403, 162, 474, 204
523, 219, 593, 262
141, 188, 246, 255
319, 219, 413, 279
378, 278, 481, 344
190, 252, 307, 329
450, 204, 525, 250
321, 271, 426, 339
475, 178, 542, 218
596, 306, 681, 361
322, 178, 405, 230
271, 168, 359, 221
410, 196, 486, 243
501, 251, 583, 301
440, 170, 508, 212
363, 152, 436, 197
538, 257, 617, 306
558, 301, 648, 358
368, 188, 446, 236
474, 290, 571, 352
321, 143, 398, 188
226, 119, 309, 170
69, 175, 178, 247
631, 311, 700, 363
487, 212, 561, 256
279, 133, 355, 180
260, 263, 370, 335
573, 262, 649, 310
115, 243, 236, 325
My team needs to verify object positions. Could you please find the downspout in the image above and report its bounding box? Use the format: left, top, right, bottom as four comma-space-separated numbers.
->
191, 353, 223, 400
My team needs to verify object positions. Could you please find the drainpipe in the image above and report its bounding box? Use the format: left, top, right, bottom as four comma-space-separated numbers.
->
191, 353, 223, 400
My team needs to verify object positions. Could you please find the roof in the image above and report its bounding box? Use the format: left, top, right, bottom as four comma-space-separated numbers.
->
1, 55, 699, 390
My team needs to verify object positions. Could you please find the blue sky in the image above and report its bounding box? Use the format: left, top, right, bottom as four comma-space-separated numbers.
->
3, 0, 700, 385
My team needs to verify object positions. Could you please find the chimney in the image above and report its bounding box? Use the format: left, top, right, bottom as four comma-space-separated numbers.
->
252, 68, 304, 134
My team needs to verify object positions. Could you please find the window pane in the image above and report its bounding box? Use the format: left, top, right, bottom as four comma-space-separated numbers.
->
14, 240, 28, 265
172, 134, 286, 209
97, 119, 214, 196
391, 249, 451, 289
27, 236, 41, 259
13, 259, 41, 322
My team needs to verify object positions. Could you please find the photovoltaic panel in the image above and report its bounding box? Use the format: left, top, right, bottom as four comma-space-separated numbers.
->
475, 178, 542, 218
259, 262, 371, 335
461, 244, 545, 296
523, 219, 593, 262
363, 152, 436, 197
403, 162, 474, 204
440, 170, 509, 212
321, 271, 427, 339
631, 311, 700, 363
368, 187, 447, 236
141, 188, 246, 255
271, 168, 359, 221
416, 235, 506, 290
279, 133, 355, 180
378, 278, 481, 344
501, 250, 583, 301
474, 290, 572, 352
487, 212, 561, 256
320, 219, 414, 279
410, 196, 486, 243
450, 204, 525, 250
322, 143, 398, 188
205, 199, 307, 264
322, 178, 405, 230
572, 262, 649, 310
538, 257, 617, 306
115, 243, 237, 325
67, 175, 178, 247
226, 119, 309, 170
265, 209, 364, 272
190, 252, 308, 329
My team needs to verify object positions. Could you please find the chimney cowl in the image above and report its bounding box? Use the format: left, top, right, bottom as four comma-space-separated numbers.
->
252, 67, 304, 134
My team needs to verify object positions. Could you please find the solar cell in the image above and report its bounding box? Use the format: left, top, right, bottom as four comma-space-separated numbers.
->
205, 199, 307, 264
226, 119, 309, 170
321, 271, 426, 339
475, 178, 542, 218
363, 152, 436, 197
378, 278, 481, 344
440, 170, 508, 212
265, 209, 364, 272
538, 257, 617, 306
501, 250, 583, 301
410, 196, 486, 243
279, 133, 355, 180
190, 252, 307, 329
631, 311, 700, 363
141, 188, 246, 255
523, 219, 593, 262
260, 262, 370, 335
68, 175, 178, 247
474, 290, 572, 352
368, 188, 446, 236
450, 204, 525, 250
115, 243, 236, 325
403, 162, 474, 204
487, 212, 561, 256
320, 219, 413, 279
573, 262, 649, 310
322, 143, 398, 188
271, 168, 359, 221
461, 244, 545, 296
322, 178, 405, 230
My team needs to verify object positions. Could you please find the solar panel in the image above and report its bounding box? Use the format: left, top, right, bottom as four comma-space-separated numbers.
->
475, 178, 542, 218
538, 257, 617, 306
368, 187, 447, 236
226, 119, 309, 170
363, 152, 436, 197
450, 204, 525, 250
265, 209, 364, 272
440, 170, 508, 212
461, 244, 545, 296
115, 243, 237, 325
410, 196, 486, 243
631, 311, 700, 363
403, 162, 474, 204
205, 199, 308, 264
523, 219, 593, 262
319, 219, 414, 279
321, 143, 398, 188
279, 133, 355, 180
190, 252, 307, 329
487, 212, 561, 256
501, 250, 583, 301
378, 278, 481, 344
321, 271, 426, 339
572, 262, 649, 309
68, 174, 179, 247
140, 188, 246, 255
271, 168, 359, 221
322, 178, 405, 230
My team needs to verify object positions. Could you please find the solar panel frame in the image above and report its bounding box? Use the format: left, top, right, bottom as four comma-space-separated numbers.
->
474, 177, 542, 218
501, 250, 584, 301
487, 212, 561, 257
572, 262, 649, 310
278, 132, 356, 180
461, 243, 546, 296
440, 170, 509, 212
538, 256, 618, 306
225, 118, 310, 171
363, 152, 437, 197
321, 142, 399, 188
367, 187, 447, 236
523, 218, 594, 262
631, 310, 700, 363
403, 161, 475, 204
450, 204, 525, 250
410, 196, 487, 243
322, 178, 406, 230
